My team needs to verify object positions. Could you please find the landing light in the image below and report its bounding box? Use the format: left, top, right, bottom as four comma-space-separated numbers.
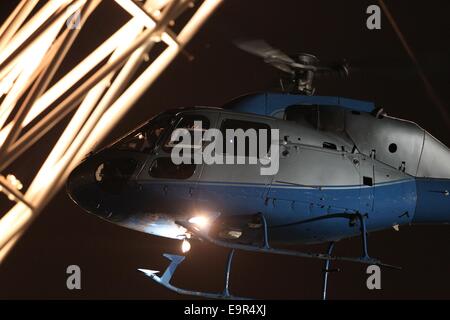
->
188, 216, 210, 229
181, 239, 191, 253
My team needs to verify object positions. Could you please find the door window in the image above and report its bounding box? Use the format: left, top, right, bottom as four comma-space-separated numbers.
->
220, 118, 271, 158
148, 157, 196, 179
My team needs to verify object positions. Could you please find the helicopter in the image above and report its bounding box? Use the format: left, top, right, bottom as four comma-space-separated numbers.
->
66, 40, 450, 300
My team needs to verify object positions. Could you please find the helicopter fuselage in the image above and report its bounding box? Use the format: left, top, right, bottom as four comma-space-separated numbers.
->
67, 93, 450, 245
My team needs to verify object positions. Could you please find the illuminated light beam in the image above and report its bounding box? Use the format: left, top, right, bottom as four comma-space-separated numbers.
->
35, 45, 151, 204
0, 1, 86, 84
0, 0, 66, 64
145, 0, 172, 11
0, 203, 31, 254
0, 1, 176, 135
2, 23, 164, 171
83, 36, 178, 151
24, 0, 169, 181
18, 1, 180, 129
0, 158, 67, 253
0, 1, 28, 40
0, 67, 22, 129
114, 0, 180, 44
22, 14, 143, 127
82, 0, 225, 151
115, 0, 157, 28
37, 5, 151, 176
0, 0, 39, 52
0, 11, 66, 131
1, 0, 190, 171
0, 0, 79, 81
0, 64, 22, 98
57, 44, 155, 166
56, 37, 156, 179
0, 176, 33, 210
0, 232, 23, 263
0, 2, 101, 163
0, 123, 12, 146
177, 0, 220, 44
0, 0, 223, 263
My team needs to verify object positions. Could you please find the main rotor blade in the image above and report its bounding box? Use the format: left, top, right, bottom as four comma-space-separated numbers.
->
236, 39, 302, 74
235, 39, 295, 65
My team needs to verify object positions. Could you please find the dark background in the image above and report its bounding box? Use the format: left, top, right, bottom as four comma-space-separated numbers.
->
0, 0, 449, 299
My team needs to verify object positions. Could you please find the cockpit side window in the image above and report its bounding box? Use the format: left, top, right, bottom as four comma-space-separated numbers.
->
220, 118, 271, 158
116, 114, 173, 152
162, 114, 210, 153
148, 157, 196, 179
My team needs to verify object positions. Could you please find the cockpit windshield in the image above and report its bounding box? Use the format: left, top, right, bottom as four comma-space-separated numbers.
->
116, 113, 174, 152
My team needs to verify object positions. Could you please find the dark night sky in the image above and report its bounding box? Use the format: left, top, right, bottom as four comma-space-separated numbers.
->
0, 0, 450, 299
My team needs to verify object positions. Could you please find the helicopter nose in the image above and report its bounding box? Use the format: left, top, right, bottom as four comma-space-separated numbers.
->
67, 155, 140, 219
66, 158, 106, 217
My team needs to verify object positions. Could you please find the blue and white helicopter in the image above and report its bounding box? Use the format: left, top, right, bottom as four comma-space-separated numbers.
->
67, 40, 450, 299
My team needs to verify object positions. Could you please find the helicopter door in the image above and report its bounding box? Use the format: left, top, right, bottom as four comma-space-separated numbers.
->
268, 146, 361, 226
196, 113, 273, 216
355, 154, 374, 214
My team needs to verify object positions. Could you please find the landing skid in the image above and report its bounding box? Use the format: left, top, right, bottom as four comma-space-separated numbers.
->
140, 214, 401, 300
139, 251, 250, 300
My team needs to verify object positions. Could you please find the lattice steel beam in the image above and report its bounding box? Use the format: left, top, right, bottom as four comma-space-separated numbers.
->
0, 0, 223, 263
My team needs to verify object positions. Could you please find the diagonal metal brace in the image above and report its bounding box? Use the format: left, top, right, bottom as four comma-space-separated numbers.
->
0, 175, 34, 210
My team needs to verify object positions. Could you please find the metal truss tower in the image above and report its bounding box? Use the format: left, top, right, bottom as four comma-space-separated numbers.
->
0, 0, 222, 263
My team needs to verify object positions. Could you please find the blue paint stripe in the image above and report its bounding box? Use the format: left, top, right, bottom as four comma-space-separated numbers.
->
139, 178, 414, 190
